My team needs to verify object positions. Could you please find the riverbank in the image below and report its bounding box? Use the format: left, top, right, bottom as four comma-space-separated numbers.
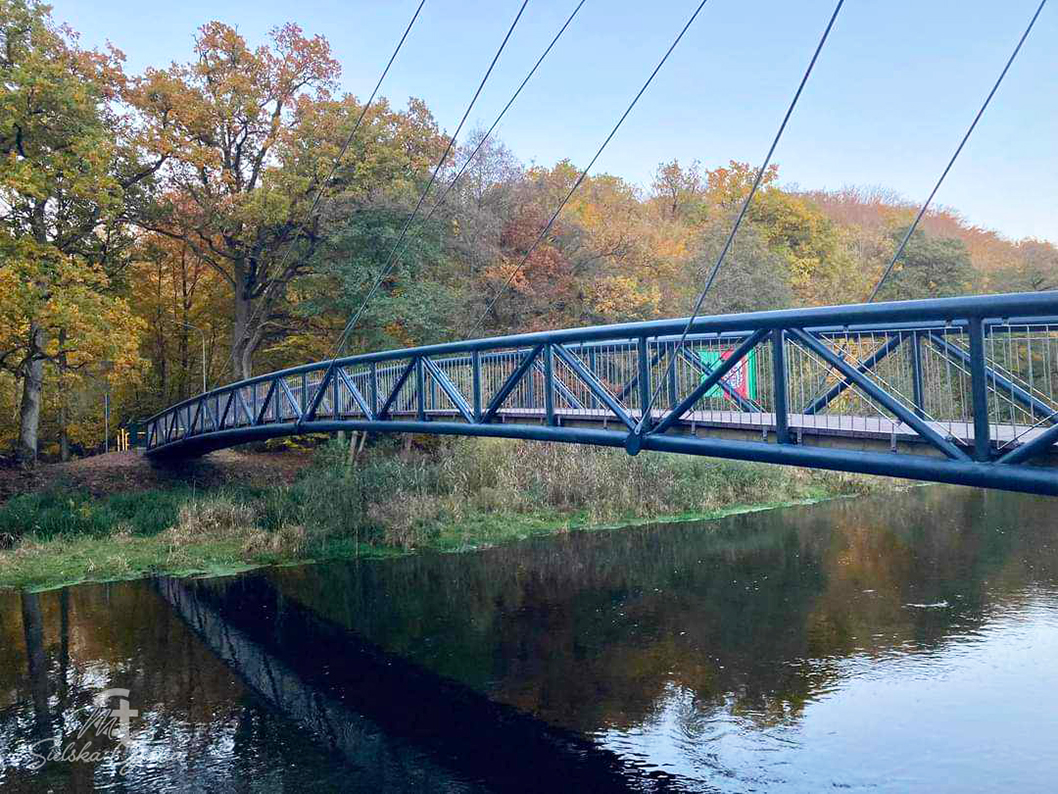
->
0, 438, 900, 591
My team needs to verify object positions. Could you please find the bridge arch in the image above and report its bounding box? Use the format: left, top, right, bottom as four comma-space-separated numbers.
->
146, 292, 1058, 496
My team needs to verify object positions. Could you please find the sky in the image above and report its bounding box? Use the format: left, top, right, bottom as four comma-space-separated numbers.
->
53, 0, 1058, 243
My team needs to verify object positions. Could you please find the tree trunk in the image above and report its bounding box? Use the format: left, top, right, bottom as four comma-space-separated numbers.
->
231, 286, 259, 383
59, 395, 69, 462
17, 324, 45, 467
21, 592, 50, 731
58, 330, 70, 462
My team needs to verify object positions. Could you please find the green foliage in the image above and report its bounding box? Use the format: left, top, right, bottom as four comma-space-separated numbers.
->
0, 439, 896, 589
874, 226, 975, 301
0, 487, 188, 540
690, 217, 794, 314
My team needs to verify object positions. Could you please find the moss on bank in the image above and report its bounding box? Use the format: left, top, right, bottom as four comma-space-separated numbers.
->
0, 438, 899, 591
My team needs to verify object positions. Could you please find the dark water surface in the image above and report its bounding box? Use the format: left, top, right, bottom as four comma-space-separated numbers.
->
2, 486, 1057, 792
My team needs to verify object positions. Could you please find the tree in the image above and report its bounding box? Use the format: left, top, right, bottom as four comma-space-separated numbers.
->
650, 159, 704, 219
872, 226, 976, 301
445, 128, 523, 282
1001, 239, 1058, 293
688, 217, 793, 315
130, 22, 340, 381
0, 0, 149, 464
133, 22, 447, 381
130, 229, 227, 409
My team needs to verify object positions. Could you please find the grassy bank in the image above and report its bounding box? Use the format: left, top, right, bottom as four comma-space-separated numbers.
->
0, 438, 898, 590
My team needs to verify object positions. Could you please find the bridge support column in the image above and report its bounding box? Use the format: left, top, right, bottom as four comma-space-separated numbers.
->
909, 331, 925, 419
370, 362, 379, 416
415, 357, 427, 422
543, 344, 555, 426
968, 318, 991, 461
472, 351, 482, 422
637, 336, 651, 431
772, 329, 791, 444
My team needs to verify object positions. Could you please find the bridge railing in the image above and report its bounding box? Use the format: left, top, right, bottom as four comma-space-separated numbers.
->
145, 292, 1058, 494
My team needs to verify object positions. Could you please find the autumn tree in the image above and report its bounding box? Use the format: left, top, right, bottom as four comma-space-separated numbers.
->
1000, 239, 1058, 293
689, 217, 793, 315
872, 227, 976, 301
130, 228, 228, 409
651, 158, 705, 220
130, 22, 341, 381
0, 0, 149, 463
133, 22, 448, 381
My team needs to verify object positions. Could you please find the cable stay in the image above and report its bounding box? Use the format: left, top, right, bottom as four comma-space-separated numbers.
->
468, 0, 712, 338
347, 0, 587, 346
866, 0, 1047, 303
211, 0, 427, 390
301, 0, 531, 425
637, 0, 846, 436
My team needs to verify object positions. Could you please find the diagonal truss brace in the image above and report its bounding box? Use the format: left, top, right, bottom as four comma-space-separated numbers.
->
422, 358, 473, 423
927, 331, 1057, 426
277, 379, 303, 420
335, 368, 374, 421
790, 328, 969, 461
649, 329, 769, 436
998, 421, 1058, 465
802, 333, 904, 415
482, 345, 544, 423
234, 390, 254, 425
378, 359, 417, 420
552, 343, 636, 431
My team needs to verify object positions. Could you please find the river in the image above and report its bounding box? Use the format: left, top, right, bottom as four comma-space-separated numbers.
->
1, 486, 1056, 792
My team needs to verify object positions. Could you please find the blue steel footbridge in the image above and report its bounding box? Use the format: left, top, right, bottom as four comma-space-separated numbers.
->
145, 292, 1058, 496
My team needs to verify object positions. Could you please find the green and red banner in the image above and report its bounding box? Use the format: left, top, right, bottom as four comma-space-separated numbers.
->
699, 349, 757, 400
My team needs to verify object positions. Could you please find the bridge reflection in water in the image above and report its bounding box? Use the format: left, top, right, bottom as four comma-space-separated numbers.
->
156, 575, 673, 793
146, 293, 1058, 494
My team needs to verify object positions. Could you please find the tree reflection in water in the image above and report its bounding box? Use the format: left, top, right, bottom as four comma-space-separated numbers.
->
0, 486, 1056, 792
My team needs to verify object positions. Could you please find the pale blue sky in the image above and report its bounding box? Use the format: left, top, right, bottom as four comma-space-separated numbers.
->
56, 0, 1057, 242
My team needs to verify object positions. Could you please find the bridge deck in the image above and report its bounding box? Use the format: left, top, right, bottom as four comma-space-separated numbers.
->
144, 292, 1058, 494
382, 406, 1048, 453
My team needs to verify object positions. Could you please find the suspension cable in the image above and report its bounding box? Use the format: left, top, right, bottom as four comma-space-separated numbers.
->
301, 0, 530, 423
467, 0, 712, 339
639, 0, 845, 430
866, 0, 1047, 303
368, 0, 587, 319
210, 0, 427, 390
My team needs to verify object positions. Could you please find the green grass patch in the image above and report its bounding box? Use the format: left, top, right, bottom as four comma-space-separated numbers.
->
0, 438, 901, 591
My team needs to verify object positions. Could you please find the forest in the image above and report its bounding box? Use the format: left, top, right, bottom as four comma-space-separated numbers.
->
2, 0, 1056, 464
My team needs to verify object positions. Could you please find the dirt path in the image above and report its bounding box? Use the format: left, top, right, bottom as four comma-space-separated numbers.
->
0, 448, 313, 503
